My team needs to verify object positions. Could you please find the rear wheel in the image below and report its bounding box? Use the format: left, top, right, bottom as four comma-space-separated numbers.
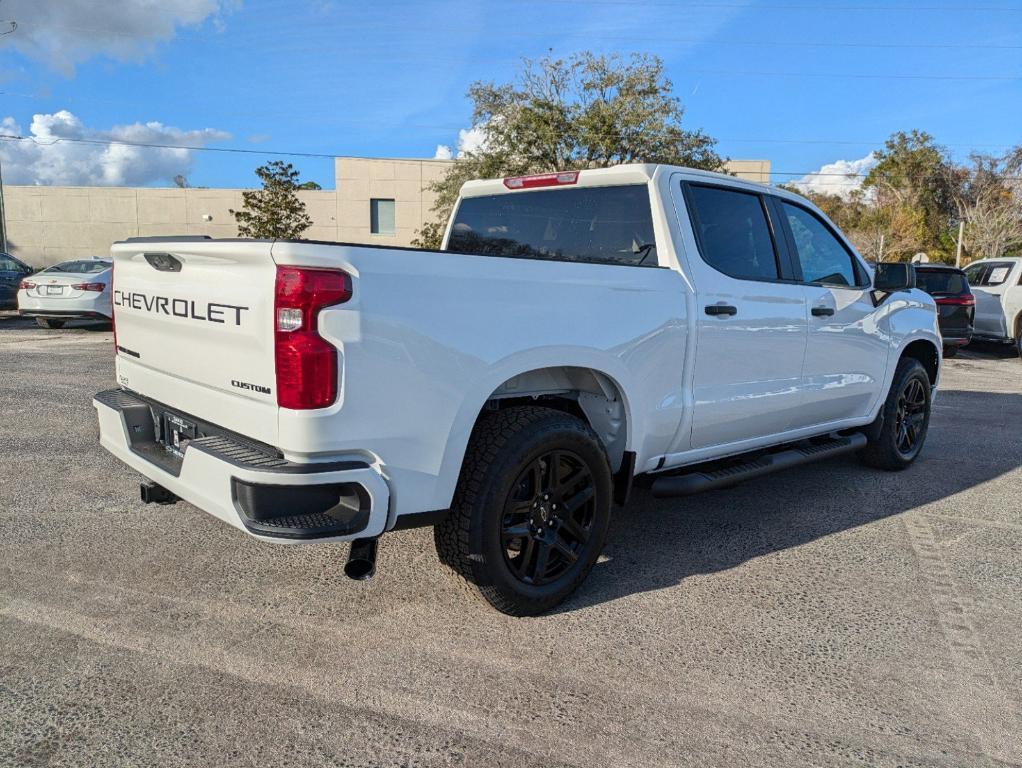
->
36, 318, 65, 329
942, 345, 958, 359
434, 406, 612, 616
860, 357, 931, 471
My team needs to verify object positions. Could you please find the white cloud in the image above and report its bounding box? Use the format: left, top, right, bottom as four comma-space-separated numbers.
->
792, 153, 877, 199
432, 124, 490, 160
0, 110, 230, 186
3, 0, 236, 74
455, 125, 488, 156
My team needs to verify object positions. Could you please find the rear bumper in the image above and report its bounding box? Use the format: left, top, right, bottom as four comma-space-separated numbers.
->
18, 292, 112, 318
93, 388, 390, 543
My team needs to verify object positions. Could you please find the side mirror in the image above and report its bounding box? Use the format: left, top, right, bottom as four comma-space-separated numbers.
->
874, 262, 915, 292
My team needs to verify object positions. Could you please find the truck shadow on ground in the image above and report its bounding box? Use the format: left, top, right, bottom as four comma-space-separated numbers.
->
556, 387, 1022, 614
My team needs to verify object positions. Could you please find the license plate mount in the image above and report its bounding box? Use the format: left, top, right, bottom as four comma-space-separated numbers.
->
46, 285, 63, 295
161, 412, 198, 456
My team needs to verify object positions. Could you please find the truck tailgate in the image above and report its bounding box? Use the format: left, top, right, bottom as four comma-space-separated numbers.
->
110, 239, 279, 444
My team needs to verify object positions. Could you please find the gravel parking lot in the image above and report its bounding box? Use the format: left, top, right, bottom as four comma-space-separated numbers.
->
1, 310, 1020, 767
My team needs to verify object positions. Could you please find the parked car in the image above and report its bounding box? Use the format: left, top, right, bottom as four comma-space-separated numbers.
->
94, 165, 941, 615
17, 257, 113, 328
914, 264, 974, 357
963, 257, 1022, 355
0, 252, 35, 309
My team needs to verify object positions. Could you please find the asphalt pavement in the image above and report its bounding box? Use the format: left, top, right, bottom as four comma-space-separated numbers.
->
1, 310, 1020, 767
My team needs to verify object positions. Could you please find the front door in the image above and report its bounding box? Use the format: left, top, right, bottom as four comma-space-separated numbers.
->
774, 199, 889, 426
681, 182, 809, 451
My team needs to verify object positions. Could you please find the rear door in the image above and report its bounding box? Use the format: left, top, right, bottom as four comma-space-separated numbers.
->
773, 198, 888, 425
680, 181, 808, 450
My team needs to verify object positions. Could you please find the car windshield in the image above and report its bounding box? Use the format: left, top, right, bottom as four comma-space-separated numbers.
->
44, 260, 110, 275
916, 269, 967, 295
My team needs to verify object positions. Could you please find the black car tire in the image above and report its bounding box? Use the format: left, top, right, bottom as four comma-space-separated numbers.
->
860, 357, 931, 471
942, 345, 958, 359
36, 318, 65, 329
434, 406, 612, 616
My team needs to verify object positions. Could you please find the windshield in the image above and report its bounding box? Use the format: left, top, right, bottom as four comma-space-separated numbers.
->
44, 260, 111, 275
446, 185, 657, 267
916, 269, 967, 295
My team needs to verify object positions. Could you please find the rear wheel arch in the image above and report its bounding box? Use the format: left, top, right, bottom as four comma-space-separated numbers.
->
474, 366, 630, 474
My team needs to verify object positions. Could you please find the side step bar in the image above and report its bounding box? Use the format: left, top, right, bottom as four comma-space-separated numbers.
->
651, 433, 867, 498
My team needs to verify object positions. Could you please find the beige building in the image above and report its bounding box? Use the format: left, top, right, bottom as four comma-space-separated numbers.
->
2, 156, 770, 267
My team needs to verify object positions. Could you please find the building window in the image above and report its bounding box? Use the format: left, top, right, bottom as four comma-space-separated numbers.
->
370, 198, 395, 235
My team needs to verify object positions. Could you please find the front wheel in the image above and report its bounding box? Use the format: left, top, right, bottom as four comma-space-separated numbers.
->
434, 406, 612, 616
859, 358, 932, 471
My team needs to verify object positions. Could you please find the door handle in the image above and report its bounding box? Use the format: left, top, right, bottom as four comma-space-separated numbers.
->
705, 304, 738, 317
811, 306, 835, 317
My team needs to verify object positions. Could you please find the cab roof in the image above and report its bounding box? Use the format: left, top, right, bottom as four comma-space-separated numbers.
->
458, 163, 755, 198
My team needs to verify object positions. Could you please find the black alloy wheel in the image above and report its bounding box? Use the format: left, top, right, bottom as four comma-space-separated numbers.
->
894, 377, 927, 456
501, 450, 596, 587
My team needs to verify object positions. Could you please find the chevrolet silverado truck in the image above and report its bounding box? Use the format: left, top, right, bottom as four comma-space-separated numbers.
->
95, 165, 940, 615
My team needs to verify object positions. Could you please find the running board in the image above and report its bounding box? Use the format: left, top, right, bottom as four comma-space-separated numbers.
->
651, 433, 867, 498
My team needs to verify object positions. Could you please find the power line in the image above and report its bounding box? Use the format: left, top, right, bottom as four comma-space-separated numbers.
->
2, 132, 1019, 180
535, 0, 1022, 10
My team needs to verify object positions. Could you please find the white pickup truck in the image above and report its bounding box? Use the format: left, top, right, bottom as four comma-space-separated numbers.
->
95, 165, 941, 615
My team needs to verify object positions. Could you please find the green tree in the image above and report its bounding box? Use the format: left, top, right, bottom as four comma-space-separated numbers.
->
415, 52, 726, 248
231, 161, 313, 239
862, 130, 957, 261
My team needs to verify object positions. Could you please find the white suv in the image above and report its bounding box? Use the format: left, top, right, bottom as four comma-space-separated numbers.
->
964, 257, 1022, 355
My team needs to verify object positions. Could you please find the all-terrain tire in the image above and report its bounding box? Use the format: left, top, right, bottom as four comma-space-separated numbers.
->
859, 357, 932, 471
434, 406, 612, 616
36, 318, 65, 329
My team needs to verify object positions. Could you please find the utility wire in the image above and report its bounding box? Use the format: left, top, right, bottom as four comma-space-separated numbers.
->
2, 132, 1019, 179
532, 0, 1022, 10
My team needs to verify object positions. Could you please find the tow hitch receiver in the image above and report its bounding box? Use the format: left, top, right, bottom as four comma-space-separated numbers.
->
140, 481, 178, 505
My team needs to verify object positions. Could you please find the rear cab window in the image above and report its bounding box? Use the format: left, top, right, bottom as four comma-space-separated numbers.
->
446, 185, 658, 266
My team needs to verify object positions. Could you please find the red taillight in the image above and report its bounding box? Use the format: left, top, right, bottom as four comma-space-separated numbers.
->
19, 279, 36, 290
71, 282, 105, 292
502, 171, 580, 189
274, 266, 352, 410
935, 295, 975, 306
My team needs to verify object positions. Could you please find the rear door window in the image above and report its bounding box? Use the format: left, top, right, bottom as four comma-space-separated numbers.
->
685, 184, 780, 281
446, 185, 657, 266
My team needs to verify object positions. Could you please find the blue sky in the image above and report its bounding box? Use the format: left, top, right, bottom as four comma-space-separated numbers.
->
1, 0, 1020, 192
